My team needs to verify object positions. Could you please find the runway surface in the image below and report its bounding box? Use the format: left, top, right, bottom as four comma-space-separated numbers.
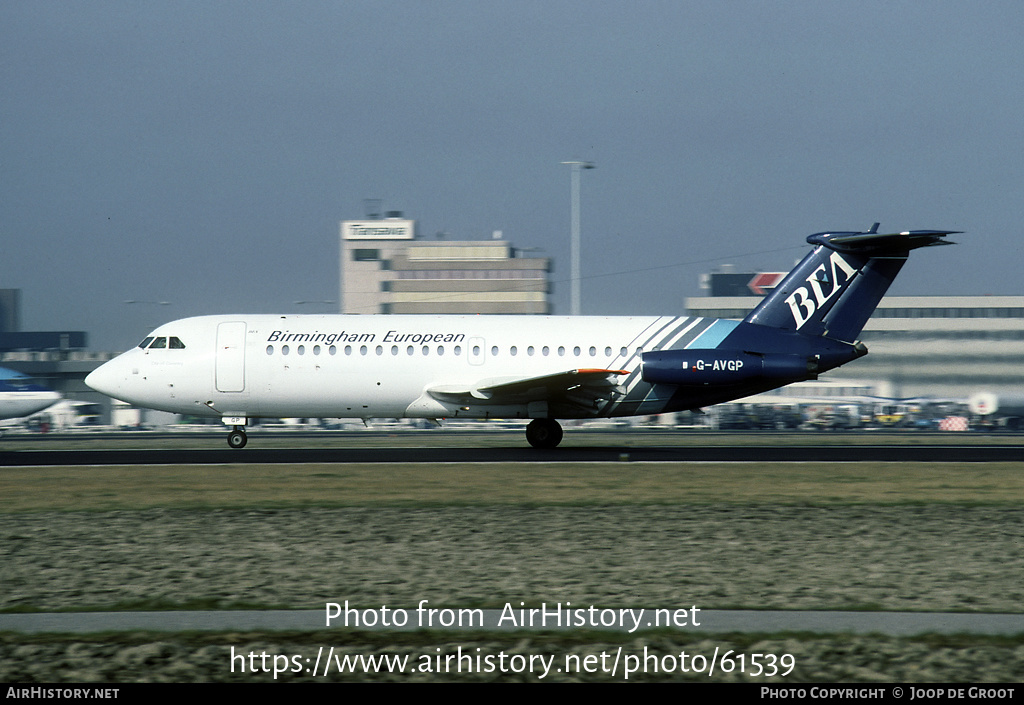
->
4, 609, 1023, 636
2, 443, 1022, 465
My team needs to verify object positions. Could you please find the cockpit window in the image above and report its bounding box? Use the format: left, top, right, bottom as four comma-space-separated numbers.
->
139, 335, 185, 350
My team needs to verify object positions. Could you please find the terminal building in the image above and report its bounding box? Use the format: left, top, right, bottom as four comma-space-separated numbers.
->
340, 213, 551, 315
686, 268, 1024, 400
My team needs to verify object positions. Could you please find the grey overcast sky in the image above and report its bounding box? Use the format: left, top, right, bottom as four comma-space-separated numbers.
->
2, 1, 1022, 350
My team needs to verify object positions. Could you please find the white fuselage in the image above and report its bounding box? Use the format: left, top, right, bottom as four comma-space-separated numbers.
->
0, 370, 61, 421
0, 388, 61, 421
85, 313, 740, 422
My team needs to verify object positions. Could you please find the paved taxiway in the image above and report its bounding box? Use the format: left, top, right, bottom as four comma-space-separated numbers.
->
4, 609, 1023, 636
2, 443, 1023, 465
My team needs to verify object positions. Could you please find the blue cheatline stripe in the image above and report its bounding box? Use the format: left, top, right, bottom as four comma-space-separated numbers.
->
685, 319, 740, 350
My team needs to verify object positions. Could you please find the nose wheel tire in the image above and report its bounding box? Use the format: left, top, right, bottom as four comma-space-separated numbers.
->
227, 429, 248, 449
525, 418, 563, 449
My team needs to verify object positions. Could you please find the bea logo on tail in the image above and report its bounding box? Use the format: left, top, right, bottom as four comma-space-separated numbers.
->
783, 250, 858, 330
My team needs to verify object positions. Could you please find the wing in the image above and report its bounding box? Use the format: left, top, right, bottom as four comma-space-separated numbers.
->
427, 368, 629, 411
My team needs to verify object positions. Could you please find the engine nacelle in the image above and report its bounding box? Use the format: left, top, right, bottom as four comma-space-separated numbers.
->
641, 350, 817, 386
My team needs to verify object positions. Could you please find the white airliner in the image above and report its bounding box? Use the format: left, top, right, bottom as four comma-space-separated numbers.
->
0, 368, 61, 421
85, 226, 957, 448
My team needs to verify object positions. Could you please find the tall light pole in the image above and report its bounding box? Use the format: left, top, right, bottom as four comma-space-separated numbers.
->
561, 160, 595, 315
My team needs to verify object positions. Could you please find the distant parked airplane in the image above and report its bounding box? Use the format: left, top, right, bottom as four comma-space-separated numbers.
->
0, 367, 61, 420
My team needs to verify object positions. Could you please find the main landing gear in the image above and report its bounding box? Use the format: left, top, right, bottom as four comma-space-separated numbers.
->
227, 426, 248, 449
525, 418, 563, 449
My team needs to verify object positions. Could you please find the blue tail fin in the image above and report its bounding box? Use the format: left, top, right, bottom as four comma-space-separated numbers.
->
743, 226, 959, 342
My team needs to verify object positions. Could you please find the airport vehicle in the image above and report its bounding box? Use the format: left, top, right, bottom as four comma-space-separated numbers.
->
22, 399, 103, 431
85, 225, 957, 448
968, 392, 1024, 430
0, 367, 61, 421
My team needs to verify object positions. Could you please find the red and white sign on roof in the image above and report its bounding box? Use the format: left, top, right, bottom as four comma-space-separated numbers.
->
747, 272, 786, 295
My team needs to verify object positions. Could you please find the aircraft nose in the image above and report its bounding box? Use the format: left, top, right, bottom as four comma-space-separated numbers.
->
85, 359, 124, 399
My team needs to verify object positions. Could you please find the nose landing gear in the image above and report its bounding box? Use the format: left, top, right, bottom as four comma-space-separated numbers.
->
227, 426, 248, 449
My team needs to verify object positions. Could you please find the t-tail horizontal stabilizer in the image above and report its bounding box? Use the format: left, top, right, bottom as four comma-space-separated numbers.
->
743, 225, 960, 343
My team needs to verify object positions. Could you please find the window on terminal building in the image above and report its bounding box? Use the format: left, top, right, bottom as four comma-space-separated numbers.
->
353, 249, 380, 261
